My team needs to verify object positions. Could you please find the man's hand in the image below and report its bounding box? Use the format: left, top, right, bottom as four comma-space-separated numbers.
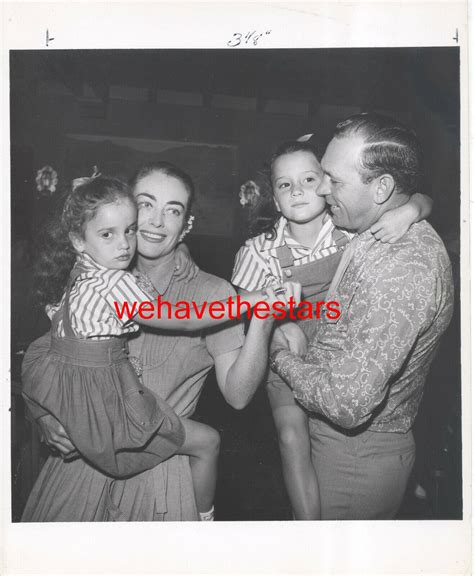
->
37, 414, 76, 456
278, 323, 308, 356
174, 243, 199, 282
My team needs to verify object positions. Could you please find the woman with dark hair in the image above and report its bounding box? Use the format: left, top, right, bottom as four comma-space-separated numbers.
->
24, 161, 295, 521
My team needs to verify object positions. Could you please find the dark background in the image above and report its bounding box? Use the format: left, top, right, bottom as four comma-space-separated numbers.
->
10, 48, 461, 520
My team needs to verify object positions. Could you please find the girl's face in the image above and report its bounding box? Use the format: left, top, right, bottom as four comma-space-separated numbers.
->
71, 197, 137, 270
272, 151, 327, 224
133, 171, 189, 261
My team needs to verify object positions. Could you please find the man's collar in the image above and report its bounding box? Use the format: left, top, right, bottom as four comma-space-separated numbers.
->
355, 229, 376, 242
259, 212, 334, 252
350, 229, 378, 255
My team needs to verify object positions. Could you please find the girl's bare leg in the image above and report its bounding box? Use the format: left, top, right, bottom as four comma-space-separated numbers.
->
179, 419, 220, 514
272, 404, 321, 520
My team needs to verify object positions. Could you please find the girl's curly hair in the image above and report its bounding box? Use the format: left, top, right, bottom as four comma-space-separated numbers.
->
34, 175, 133, 308
247, 138, 322, 240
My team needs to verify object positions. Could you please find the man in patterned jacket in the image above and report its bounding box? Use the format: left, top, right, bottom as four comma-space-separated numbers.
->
269, 113, 454, 519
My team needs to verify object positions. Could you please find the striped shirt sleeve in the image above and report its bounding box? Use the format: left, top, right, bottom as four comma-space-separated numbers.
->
104, 270, 153, 326
231, 242, 270, 292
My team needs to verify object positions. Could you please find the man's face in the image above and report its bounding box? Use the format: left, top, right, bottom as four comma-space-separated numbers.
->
317, 135, 377, 233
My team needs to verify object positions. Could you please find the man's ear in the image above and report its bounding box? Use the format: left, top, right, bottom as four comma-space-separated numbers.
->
69, 232, 85, 253
373, 174, 395, 205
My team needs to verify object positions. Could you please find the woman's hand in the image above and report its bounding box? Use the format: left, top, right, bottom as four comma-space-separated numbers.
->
37, 414, 76, 456
174, 243, 199, 283
278, 322, 308, 356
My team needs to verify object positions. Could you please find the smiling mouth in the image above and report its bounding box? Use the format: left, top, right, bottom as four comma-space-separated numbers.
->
140, 230, 167, 242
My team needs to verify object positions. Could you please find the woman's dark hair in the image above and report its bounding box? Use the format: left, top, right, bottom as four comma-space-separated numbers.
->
248, 139, 322, 239
34, 175, 133, 308
129, 161, 195, 217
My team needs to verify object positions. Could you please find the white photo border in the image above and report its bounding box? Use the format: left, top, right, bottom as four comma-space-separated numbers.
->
2, 2, 471, 575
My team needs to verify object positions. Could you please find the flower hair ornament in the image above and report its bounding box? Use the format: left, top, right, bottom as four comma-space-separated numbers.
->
179, 214, 195, 242
36, 165, 58, 197
239, 180, 261, 207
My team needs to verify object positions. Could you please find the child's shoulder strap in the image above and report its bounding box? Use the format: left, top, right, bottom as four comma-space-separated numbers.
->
274, 244, 295, 269
61, 265, 87, 339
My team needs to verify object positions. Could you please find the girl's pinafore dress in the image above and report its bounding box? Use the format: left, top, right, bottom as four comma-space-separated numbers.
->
266, 228, 349, 409
21, 266, 185, 479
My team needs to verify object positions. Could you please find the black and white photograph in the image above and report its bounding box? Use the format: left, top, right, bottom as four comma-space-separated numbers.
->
3, 2, 470, 575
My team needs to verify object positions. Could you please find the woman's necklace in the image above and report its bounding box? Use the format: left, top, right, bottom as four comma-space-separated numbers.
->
134, 270, 160, 300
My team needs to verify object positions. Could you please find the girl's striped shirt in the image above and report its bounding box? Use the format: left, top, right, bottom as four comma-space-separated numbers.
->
232, 214, 352, 291
47, 253, 151, 340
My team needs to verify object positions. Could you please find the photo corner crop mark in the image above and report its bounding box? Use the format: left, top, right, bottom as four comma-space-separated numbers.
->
46, 29, 55, 47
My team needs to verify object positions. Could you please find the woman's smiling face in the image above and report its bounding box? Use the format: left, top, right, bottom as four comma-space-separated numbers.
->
133, 171, 189, 261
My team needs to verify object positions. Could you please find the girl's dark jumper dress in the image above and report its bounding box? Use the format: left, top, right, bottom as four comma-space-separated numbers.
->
22, 264, 185, 479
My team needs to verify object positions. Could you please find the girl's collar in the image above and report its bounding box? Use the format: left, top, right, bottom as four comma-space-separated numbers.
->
282, 210, 332, 251
77, 251, 103, 270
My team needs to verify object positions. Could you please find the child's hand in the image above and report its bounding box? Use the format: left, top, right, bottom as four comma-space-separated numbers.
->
279, 322, 308, 356
370, 202, 418, 244
264, 281, 302, 308
239, 282, 302, 315
174, 243, 199, 282
38, 414, 76, 456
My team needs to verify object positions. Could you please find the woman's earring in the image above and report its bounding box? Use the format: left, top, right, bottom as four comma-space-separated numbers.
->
179, 215, 195, 242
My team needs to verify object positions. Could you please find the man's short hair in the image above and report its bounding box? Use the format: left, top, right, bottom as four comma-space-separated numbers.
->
334, 113, 423, 196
